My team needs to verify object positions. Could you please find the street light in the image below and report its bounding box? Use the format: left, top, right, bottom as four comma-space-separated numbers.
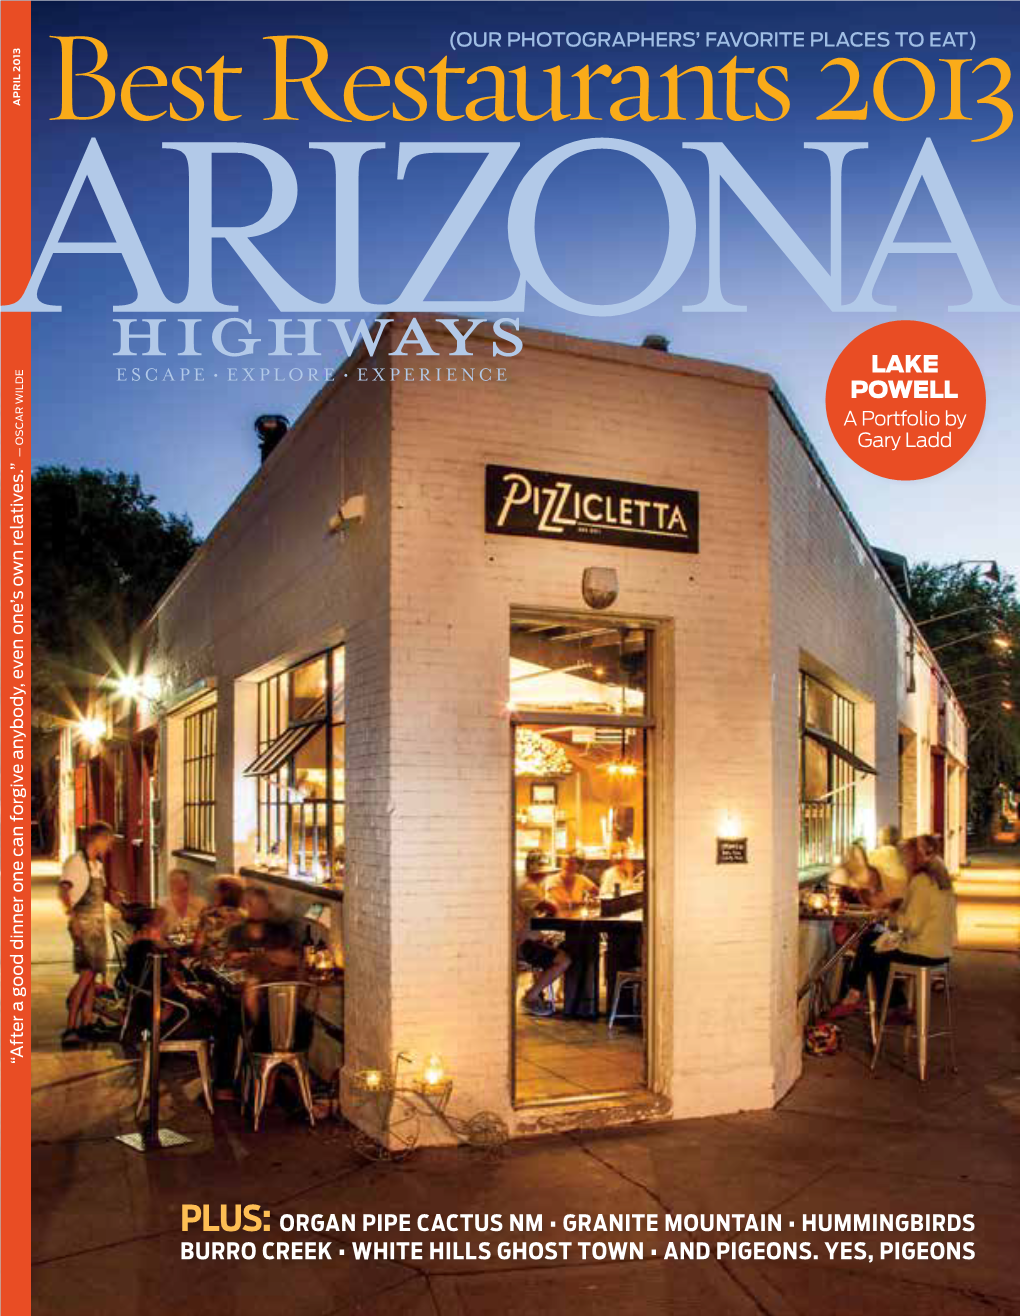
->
115, 672, 161, 703
76, 716, 105, 746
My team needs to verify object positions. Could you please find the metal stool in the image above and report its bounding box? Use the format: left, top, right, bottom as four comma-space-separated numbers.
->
608, 969, 644, 1031
871, 959, 957, 1082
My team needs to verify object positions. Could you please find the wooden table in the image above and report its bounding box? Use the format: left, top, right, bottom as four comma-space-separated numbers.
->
531, 910, 643, 1019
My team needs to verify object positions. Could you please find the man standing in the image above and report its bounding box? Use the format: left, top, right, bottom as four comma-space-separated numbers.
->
58, 821, 119, 1044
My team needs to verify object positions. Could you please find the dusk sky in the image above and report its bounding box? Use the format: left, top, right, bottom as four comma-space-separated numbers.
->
26, 1, 1020, 574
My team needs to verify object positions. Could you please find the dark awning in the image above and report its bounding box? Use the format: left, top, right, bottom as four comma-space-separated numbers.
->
803, 726, 877, 777
243, 695, 326, 778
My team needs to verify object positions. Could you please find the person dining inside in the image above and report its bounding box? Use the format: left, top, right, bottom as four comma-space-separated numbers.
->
545, 852, 599, 910
160, 868, 207, 945
516, 852, 571, 1017
598, 849, 644, 898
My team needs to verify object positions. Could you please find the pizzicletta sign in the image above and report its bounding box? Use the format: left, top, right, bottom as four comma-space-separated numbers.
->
485, 465, 699, 553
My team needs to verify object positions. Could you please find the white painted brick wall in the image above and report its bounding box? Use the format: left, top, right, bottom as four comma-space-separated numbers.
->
147, 317, 962, 1144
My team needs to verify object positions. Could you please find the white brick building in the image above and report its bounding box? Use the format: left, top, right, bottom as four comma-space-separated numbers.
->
123, 319, 966, 1140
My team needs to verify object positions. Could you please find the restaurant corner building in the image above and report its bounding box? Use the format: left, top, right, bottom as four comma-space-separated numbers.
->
63, 318, 967, 1141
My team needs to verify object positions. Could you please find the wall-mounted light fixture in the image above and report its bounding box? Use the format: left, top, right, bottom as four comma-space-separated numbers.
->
906, 631, 917, 694
581, 567, 619, 610
328, 494, 368, 535
76, 717, 105, 747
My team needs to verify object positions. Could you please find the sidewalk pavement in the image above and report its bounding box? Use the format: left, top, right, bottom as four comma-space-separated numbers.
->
28, 855, 1020, 1316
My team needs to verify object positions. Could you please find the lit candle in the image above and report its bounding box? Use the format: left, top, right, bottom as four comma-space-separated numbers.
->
362, 1069, 382, 1090
422, 1054, 445, 1087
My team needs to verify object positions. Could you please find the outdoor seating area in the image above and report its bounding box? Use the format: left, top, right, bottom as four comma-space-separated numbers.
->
59, 861, 341, 1130
29, 837, 1020, 1316
799, 831, 961, 1083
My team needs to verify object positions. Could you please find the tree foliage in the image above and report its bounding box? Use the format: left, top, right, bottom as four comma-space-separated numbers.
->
906, 562, 1020, 837
32, 467, 199, 719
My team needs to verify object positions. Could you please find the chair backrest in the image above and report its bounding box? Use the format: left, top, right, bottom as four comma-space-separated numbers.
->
124, 950, 189, 1041
245, 981, 310, 1053
111, 925, 130, 969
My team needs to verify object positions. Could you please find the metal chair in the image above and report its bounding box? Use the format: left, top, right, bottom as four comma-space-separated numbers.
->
128, 986, 215, 1116
871, 959, 957, 1082
239, 982, 317, 1131
608, 968, 644, 1031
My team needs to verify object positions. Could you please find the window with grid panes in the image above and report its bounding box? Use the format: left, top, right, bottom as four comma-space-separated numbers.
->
183, 705, 216, 854
255, 646, 345, 883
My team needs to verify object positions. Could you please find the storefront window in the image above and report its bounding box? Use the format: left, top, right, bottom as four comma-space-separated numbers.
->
248, 646, 344, 883
511, 615, 653, 1106
799, 672, 856, 869
510, 618, 648, 717
183, 705, 216, 855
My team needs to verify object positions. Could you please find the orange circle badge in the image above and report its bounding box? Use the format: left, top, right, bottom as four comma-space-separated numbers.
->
825, 321, 985, 481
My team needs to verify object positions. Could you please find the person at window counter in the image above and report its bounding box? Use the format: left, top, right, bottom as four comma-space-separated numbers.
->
160, 868, 207, 944
867, 825, 910, 907
545, 852, 599, 910
830, 836, 957, 1021
516, 852, 571, 1017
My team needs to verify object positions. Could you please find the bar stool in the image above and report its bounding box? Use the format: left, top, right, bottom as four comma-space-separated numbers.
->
608, 969, 644, 1031
871, 959, 957, 1082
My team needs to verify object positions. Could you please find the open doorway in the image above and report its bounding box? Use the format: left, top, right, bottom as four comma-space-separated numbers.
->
510, 616, 652, 1105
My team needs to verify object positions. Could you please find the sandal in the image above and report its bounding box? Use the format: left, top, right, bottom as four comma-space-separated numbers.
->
826, 999, 863, 1020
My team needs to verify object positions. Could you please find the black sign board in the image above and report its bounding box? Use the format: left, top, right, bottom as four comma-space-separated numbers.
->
716, 838, 749, 865
485, 465, 699, 553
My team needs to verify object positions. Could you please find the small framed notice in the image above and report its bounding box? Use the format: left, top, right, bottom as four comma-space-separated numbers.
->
717, 838, 749, 865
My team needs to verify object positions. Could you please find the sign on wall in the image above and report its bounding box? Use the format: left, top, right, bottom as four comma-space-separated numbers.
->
485, 465, 699, 554
717, 838, 749, 865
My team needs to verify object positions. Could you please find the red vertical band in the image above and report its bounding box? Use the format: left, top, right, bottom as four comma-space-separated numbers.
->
1, 3, 32, 1312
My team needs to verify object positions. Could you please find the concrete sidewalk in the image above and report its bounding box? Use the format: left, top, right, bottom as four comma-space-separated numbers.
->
28, 857, 1020, 1316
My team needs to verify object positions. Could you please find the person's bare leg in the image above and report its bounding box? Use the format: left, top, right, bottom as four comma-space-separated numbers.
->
524, 952, 571, 1006
66, 971, 93, 1029
80, 975, 98, 1026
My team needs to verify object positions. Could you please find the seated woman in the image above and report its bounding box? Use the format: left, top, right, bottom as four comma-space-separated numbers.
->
124, 904, 244, 1099
829, 836, 956, 1021
121, 906, 215, 1039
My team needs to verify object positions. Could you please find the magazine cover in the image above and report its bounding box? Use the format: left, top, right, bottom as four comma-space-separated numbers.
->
3, 1, 1018, 1312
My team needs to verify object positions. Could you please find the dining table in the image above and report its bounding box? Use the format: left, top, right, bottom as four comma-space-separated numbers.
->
797, 903, 881, 1018
531, 908, 643, 1019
